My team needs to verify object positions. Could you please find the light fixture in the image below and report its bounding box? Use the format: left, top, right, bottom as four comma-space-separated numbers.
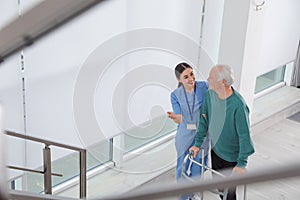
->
253, 0, 265, 11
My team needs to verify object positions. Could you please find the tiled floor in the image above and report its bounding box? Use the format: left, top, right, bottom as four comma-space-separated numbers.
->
57, 86, 300, 200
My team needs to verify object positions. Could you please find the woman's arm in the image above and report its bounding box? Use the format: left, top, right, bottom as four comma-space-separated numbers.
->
167, 92, 182, 124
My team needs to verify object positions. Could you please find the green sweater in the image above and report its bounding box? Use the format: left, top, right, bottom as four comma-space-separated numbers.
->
195, 88, 255, 167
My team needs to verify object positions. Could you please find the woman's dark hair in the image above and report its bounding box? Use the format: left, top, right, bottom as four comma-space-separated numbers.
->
175, 62, 193, 88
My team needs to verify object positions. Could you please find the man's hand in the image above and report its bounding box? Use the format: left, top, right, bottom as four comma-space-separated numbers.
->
167, 111, 182, 124
189, 146, 200, 158
232, 166, 246, 175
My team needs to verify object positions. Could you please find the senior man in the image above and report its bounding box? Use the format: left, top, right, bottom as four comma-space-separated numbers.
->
190, 64, 255, 200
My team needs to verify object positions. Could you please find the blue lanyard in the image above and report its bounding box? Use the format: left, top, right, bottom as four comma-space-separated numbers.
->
183, 86, 196, 121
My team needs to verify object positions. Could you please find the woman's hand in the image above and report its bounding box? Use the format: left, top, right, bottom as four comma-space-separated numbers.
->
167, 111, 182, 124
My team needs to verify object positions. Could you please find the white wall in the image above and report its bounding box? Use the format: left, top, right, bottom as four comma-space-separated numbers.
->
240, 0, 300, 112
24, 0, 206, 148
239, 1, 267, 110
126, 0, 204, 40
0, 105, 8, 197
0, 55, 26, 179
204, 0, 300, 112
0, 0, 207, 174
0, 1, 26, 179
201, 0, 224, 78
22, 0, 128, 168
0, 1, 19, 30
3, 0, 299, 180
218, 0, 251, 90
258, 0, 300, 75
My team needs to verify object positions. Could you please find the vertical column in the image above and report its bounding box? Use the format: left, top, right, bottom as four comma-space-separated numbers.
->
43, 145, 52, 194
239, 1, 267, 113
0, 105, 8, 199
18, 0, 30, 192
217, 0, 252, 91
79, 149, 87, 199
216, 0, 266, 112
112, 134, 124, 168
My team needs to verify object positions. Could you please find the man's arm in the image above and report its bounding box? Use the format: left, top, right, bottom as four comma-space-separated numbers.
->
195, 113, 208, 148
235, 105, 255, 168
190, 93, 209, 157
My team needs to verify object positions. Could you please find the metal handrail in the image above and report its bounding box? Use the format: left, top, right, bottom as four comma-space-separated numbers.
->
5, 130, 87, 199
0, 0, 105, 63
8, 162, 300, 200
7, 165, 62, 177
9, 190, 77, 200
6, 131, 84, 151
102, 162, 300, 200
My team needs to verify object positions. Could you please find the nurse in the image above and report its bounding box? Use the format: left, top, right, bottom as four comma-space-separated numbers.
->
167, 62, 210, 200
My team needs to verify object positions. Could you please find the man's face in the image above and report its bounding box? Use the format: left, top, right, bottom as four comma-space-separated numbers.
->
207, 67, 223, 91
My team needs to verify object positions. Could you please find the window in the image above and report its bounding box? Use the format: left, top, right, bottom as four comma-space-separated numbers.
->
255, 66, 286, 94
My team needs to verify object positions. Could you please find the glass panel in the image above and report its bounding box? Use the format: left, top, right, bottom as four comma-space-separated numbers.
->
124, 116, 176, 152
26, 173, 44, 193
7, 140, 44, 193
255, 66, 286, 94
52, 140, 112, 189
51, 149, 79, 189
8, 139, 112, 194
86, 139, 112, 170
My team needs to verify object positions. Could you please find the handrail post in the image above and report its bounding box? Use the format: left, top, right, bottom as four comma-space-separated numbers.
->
79, 149, 87, 199
43, 145, 52, 194
6, 130, 87, 198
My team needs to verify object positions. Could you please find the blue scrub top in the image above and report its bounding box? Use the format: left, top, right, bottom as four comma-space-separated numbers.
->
171, 81, 210, 156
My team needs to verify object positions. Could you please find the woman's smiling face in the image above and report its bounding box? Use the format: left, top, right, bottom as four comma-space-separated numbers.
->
178, 68, 195, 90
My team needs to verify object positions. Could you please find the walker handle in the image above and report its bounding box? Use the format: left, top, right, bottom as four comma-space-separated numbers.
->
189, 150, 194, 157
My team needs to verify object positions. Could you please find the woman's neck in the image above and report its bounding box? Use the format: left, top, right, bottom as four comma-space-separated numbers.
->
184, 85, 194, 94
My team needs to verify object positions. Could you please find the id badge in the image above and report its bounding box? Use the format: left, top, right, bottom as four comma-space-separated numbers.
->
187, 124, 197, 130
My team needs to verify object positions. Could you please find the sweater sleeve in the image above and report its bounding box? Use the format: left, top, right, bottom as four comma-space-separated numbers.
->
170, 92, 181, 114
195, 92, 209, 148
235, 105, 255, 167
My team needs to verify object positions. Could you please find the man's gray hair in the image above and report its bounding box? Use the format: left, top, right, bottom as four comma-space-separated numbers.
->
216, 64, 234, 86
